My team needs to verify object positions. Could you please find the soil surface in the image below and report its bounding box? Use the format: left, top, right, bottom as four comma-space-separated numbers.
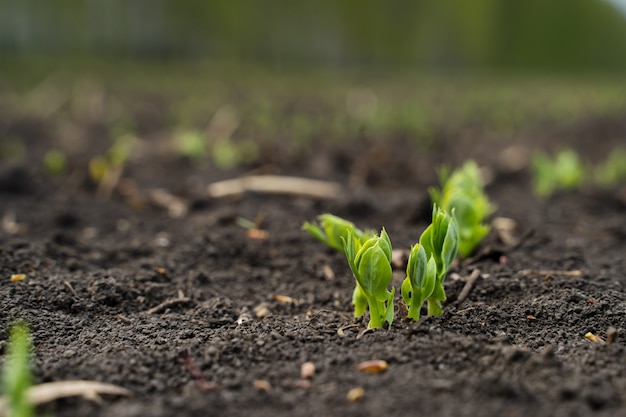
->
1, 90, 626, 417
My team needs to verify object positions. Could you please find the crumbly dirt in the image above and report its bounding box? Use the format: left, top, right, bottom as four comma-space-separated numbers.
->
1, 106, 626, 417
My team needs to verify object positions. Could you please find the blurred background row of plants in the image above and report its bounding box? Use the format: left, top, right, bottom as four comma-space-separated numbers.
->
4, 0, 626, 72
1, 0, 626, 186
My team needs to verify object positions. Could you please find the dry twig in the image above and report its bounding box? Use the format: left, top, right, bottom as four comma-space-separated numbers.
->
454, 269, 482, 306
207, 175, 341, 199
0, 380, 131, 414
520, 269, 582, 277
145, 297, 192, 314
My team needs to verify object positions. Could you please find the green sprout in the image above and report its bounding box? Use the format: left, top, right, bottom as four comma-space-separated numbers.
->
89, 135, 137, 184
531, 148, 585, 198
594, 147, 626, 188
1, 321, 34, 417
401, 243, 437, 321
343, 228, 395, 329
43, 149, 67, 175
302, 214, 372, 252
176, 130, 207, 161
429, 160, 494, 258
418, 206, 460, 316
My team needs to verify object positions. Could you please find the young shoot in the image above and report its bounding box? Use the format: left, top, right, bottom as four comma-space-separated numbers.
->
302, 214, 371, 252
419, 206, 460, 316
594, 147, 626, 189
531, 148, 585, 198
43, 149, 67, 176
343, 228, 395, 329
401, 244, 437, 321
429, 160, 494, 258
1, 321, 34, 417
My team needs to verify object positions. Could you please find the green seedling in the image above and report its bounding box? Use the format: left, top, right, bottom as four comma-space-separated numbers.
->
175, 129, 258, 169
429, 160, 494, 258
89, 134, 137, 184
43, 149, 67, 175
303, 214, 372, 252
1, 321, 34, 417
343, 228, 394, 329
594, 147, 626, 188
212, 139, 258, 170
419, 206, 460, 316
401, 243, 437, 321
177, 130, 207, 161
531, 148, 585, 198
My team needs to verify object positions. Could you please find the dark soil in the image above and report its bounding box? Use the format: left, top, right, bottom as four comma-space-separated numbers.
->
1, 96, 626, 417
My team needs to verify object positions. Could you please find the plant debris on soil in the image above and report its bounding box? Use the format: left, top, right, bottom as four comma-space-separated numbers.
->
1, 70, 626, 417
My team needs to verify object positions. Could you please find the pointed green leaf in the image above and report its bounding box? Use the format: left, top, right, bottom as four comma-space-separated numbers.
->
352, 284, 367, 317
384, 287, 395, 326
356, 245, 392, 302
379, 228, 392, 262
401, 277, 412, 306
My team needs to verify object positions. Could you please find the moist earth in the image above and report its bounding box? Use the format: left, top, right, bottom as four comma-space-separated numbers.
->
1, 109, 626, 417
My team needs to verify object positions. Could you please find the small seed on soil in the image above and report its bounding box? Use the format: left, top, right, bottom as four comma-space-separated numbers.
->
347, 387, 365, 402
254, 380, 272, 393
274, 294, 295, 304
356, 360, 388, 373
236, 312, 252, 325
322, 263, 335, 280
300, 362, 316, 379
526, 315, 537, 321
253, 303, 271, 318
10, 274, 26, 283
247, 228, 269, 240
585, 332, 604, 343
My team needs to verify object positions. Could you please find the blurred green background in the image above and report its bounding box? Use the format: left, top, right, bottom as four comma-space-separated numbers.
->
2, 0, 626, 182
2, 0, 626, 72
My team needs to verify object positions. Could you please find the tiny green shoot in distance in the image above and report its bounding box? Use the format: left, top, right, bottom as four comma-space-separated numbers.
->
342, 228, 395, 329
531, 148, 585, 198
302, 214, 372, 252
418, 206, 460, 316
89, 135, 137, 184
42, 149, 67, 176
593, 147, 626, 189
1, 321, 34, 417
429, 160, 494, 258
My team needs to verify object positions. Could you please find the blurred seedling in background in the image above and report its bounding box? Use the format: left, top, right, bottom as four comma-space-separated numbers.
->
1, 321, 34, 417
594, 147, 626, 189
429, 160, 494, 258
89, 134, 137, 198
176, 130, 206, 162
343, 228, 394, 329
531, 148, 585, 198
175, 105, 258, 169
42, 149, 67, 175
236, 213, 269, 240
